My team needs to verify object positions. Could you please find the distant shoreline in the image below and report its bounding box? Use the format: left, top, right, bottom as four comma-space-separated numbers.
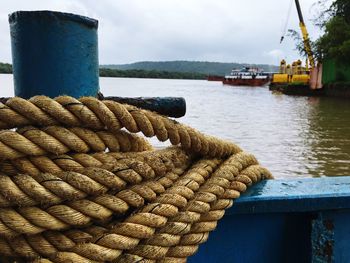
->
0, 62, 206, 80
1, 60, 279, 80
99, 68, 206, 80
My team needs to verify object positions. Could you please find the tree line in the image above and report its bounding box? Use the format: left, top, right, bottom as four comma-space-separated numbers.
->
102, 61, 279, 76
0, 62, 206, 80
0, 63, 12, 73
290, 0, 350, 63
99, 68, 206, 79
314, 0, 350, 62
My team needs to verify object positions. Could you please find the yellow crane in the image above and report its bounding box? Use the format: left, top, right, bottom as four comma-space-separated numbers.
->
295, 0, 315, 68
271, 0, 315, 85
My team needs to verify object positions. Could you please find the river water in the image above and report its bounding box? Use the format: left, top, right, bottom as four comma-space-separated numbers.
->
1, 74, 349, 179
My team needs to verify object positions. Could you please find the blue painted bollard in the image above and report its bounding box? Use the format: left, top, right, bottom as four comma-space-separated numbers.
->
9, 11, 99, 98
7, 11, 186, 117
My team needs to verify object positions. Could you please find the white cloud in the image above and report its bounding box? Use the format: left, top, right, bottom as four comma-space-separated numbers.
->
263, 49, 285, 65
0, 0, 331, 64
266, 49, 285, 58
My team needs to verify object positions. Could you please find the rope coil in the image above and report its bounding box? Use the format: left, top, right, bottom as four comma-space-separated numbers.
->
0, 95, 272, 262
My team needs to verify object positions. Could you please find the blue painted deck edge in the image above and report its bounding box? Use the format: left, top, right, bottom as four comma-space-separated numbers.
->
228, 177, 350, 214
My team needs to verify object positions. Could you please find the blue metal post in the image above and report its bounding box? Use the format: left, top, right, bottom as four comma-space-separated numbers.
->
9, 11, 99, 98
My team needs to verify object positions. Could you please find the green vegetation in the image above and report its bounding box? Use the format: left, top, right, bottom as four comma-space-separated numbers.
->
102, 61, 279, 76
315, 0, 350, 61
99, 68, 206, 79
0, 62, 12, 74
286, 29, 309, 59
1, 61, 278, 79
287, 0, 350, 63
0, 62, 206, 79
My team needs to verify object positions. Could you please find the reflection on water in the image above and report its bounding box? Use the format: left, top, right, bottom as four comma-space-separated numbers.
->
1, 74, 349, 179
306, 97, 350, 177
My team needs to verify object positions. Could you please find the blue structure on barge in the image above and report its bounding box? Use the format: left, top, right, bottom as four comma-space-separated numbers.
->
8, 10, 350, 263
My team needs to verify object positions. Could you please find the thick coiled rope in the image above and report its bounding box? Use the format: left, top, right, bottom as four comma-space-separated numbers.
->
0, 96, 241, 157
0, 127, 152, 160
0, 96, 272, 262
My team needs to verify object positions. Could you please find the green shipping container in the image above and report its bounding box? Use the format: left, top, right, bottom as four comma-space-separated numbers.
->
322, 59, 350, 84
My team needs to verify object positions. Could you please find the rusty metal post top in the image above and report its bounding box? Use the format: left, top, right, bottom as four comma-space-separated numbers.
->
9, 10, 98, 29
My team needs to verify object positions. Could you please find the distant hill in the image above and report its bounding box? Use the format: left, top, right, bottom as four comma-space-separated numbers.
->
0, 62, 206, 80
101, 61, 279, 76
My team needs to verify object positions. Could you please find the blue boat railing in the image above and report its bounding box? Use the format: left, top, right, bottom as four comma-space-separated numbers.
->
189, 176, 350, 263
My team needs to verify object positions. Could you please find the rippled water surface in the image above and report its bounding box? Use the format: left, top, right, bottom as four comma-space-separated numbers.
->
1, 74, 349, 179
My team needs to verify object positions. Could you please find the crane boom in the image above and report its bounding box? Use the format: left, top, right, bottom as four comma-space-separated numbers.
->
295, 0, 315, 68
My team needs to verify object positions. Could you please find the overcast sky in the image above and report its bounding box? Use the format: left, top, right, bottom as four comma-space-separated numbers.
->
0, 0, 331, 65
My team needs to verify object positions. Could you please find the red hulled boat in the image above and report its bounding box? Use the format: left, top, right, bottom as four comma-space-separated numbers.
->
223, 67, 270, 86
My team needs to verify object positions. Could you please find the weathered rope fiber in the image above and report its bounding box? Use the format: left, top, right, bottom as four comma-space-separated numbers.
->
126, 163, 270, 262
0, 96, 272, 262
0, 96, 241, 157
0, 155, 270, 262
0, 148, 189, 177
0, 127, 152, 161
0, 158, 218, 260
0, 149, 190, 208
